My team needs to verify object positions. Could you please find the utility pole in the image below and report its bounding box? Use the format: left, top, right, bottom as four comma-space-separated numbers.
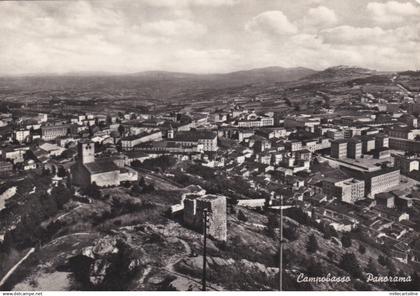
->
279, 195, 283, 291
202, 209, 209, 291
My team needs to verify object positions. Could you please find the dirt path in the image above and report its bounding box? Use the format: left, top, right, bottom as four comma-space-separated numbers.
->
0, 248, 35, 288
137, 265, 152, 288
163, 237, 220, 291
165, 238, 191, 273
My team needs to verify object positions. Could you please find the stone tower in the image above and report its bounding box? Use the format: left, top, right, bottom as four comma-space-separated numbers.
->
183, 194, 227, 241
78, 141, 95, 164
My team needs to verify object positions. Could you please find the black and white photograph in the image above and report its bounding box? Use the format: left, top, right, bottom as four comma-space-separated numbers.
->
0, 0, 420, 293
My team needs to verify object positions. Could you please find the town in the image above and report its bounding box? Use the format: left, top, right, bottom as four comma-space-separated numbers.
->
1, 67, 420, 291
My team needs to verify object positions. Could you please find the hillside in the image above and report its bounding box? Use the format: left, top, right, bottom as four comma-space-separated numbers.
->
0, 67, 316, 93
302, 66, 380, 82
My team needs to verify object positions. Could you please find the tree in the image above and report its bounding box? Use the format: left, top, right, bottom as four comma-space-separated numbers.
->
144, 182, 155, 193
306, 234, 318, 253
131, 160, 142, 167
57, 166, 67, 178
130, 183, 142, 196
139, 177, 146, 188
365, 258, 377, 274
266, 214, 279, 237
378, 255, 388, 266
283, 226, 299, 241
341, 234, 352, 248
323, 225, 332, 239
83, 182, 101, 199
51, 183, 73, 209
339, 253, 363, 279
237, 210, 248, 222
358, 244, 366, 255
118, 124, 125, 136
327, 251, 336, 261
306, 258, 323, 277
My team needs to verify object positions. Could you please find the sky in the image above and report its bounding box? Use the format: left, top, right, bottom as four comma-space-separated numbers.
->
0, 0, 419, 74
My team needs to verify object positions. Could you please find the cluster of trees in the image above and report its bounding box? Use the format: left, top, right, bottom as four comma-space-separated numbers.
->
134, 155, 177, 172
83, 182, 102, 199
378, 254, 396, 273
339, 253, 363, 279
130, 177, 155, 196
175, 165, 270, 201
1, 183, 74, 251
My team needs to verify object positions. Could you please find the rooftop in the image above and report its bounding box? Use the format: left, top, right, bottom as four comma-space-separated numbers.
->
84, 161, 120, 174
172, 130, 216, 142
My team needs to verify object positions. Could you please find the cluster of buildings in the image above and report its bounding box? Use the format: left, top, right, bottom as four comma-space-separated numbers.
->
2, 92, 420, 264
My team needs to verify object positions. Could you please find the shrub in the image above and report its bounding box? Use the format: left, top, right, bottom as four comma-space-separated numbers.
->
237, 210, 248, 222
341, 234, 352, 248
339, 253, 363, 279
306, 234, 318, 253
358, 244, 366, 255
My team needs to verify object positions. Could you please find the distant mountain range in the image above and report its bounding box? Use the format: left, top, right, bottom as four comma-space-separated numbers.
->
301, 65, 381, 82
0, 66, 317, 92
55, 66, 317, 84
2, 66, 418, 95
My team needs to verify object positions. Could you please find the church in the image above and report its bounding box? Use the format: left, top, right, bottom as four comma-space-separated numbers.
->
70, 141, 138, 187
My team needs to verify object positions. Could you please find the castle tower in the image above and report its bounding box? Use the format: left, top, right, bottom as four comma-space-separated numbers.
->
77, 141, 95, 164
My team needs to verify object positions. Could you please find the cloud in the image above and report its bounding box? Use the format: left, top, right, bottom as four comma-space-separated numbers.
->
139, 0, 239, 7
367, 1, 420, 24
321, 26, 386, 44
304, 6, 338, 28
141, 19, 206, 37
0, 0, 419, 74
245, 11, 298, 36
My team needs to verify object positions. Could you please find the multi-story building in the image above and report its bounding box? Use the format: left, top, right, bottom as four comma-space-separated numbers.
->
323, 177, 365, 204
2, 146, 29, 164
375, 192, 395, 208
236, 114, 274, 127
121, 131, 162, 151
284, 115, 320, 132
170, 130, 218, 152
347, 138, 362, 159
361, 136, 376, 153
13, 129, 30, 143
326, 129, 344, 140
331, 139, 348, 159
388, 127, 420, 140
238, 130, 255, 142
41, 124, 69, 141
285, 140, 303, 152
363, 168, 400, 198
393, 154, 419, 175
407, 102, 420, 115
0, 161, 13, 175
344, 127, 364, 139
375, 134, 389, 149
389, 137, 420, 153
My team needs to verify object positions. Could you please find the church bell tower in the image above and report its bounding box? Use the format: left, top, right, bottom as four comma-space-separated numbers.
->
78, 141, 95, 164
